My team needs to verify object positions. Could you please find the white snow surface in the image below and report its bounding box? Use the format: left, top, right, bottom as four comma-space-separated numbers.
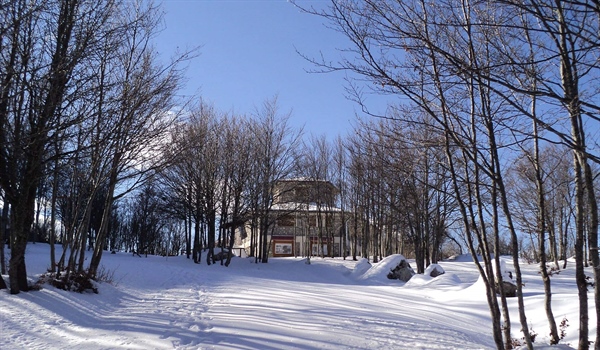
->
0, 244, 592, 349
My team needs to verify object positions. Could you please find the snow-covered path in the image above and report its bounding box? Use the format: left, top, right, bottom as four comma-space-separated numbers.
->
0, 244, 590, 349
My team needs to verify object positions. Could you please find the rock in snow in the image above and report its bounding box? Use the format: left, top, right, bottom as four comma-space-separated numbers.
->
425, 263, 445, 277
386, 257, 415, 282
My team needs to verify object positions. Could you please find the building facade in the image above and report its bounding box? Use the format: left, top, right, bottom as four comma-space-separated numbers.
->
237, 178, 348, 257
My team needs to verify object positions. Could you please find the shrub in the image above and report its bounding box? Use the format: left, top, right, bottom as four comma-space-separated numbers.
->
37, 271, 98, 294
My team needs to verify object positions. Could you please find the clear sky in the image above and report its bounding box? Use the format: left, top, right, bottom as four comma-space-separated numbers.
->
154, 0, 381, 139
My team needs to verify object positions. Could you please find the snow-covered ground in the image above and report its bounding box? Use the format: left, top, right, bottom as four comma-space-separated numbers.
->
0, 244, 591, 349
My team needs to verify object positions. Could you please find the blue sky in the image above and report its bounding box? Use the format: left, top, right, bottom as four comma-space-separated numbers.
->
154, 0, 382, 139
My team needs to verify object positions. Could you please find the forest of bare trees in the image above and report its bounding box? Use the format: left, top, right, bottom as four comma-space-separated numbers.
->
297, 1, 600, 349
0, 0, 192, 294
1, 0, 599, 349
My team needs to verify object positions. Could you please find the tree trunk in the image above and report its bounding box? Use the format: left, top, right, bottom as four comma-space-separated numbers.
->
249, 218, 256, 258
193, 218, 201, 264
583, 161, 600, 347
9, 184, 37, 294
193, 197, 201, 263
224, 225, 236, 267
491, 131, 532, 349
260, 222, 269, 263
352, 208, 358, 261
186, 201, 192, 259
76, 197, 93, 273
548, 223, 560, 270
206, 210, 216, 265
532, 108, 560, 344
49, 154, 59, 273
570, 150, 589, 350
88, 158, 119, 278
0, 202, 8, 275
445, 131, 504, 350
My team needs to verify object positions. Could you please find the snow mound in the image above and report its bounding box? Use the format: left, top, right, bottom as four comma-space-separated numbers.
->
445, 254, 473, 262
356, 254, 409, 283
457, 259, 516, 300
494, 259, 514, 282
445, 254, 496, 262
516, 345, 575, 350
350, 258, 371, 278
404, 270, 462, 289
404, 273, 432, 287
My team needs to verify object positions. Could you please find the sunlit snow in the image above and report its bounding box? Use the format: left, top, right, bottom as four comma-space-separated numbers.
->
0, 244, 591, 349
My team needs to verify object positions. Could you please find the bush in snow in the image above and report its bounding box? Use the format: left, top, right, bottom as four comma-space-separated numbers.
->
37, 271, 99, 294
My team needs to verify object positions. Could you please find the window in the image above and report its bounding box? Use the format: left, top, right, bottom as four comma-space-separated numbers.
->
277, 214, 295, 227
295, 187, 309, 201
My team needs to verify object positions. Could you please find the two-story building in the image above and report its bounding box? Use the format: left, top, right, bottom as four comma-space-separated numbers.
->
237, 178, 347, 257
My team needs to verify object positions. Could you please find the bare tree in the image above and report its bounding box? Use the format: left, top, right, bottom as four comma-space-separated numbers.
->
221, 116, 255, 267
297, 0, 545, 347
0, 0, 118, 294
249, 96, 303, 263
344, 115, 453, 271
482, 2, 600, 346
297, 134, 336, 258
86, 1, 193, 277
156, 102, 216, 265
332, 136, 350, 259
